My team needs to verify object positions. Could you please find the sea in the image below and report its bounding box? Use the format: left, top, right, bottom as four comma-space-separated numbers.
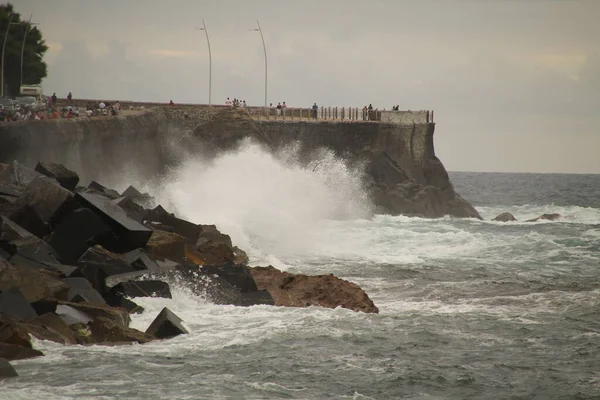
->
4, 143, 600, 399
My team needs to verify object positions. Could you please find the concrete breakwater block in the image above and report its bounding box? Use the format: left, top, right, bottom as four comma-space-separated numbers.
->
145, 307, 188, 339
34, 162, 79, 192
20, 177, 77, 226
240, 290, 275, 307
110, 280, 172, 299
62, 277, 106, 305
0, 287, 38, 320
201, 265, 258, 293
0, 357, 18, 378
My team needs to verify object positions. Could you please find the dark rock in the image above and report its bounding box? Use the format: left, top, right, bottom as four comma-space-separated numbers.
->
249, 265, 379, 313
146, 230, 185, 261
0, 216, 30, 242
30, 299, 58, 315
240, 290, 275, 306
75, 191, 153, 252
493, 212, 517, 222
49, 208, 110, 264
74, 245, 144, 295
233, 246, 249, 265
145, 307, 188, 339
0, 181, 23, 200
0, 161, 45, 188
89, 316, 154, 344
0, 316, 33, 347
144, 205, 201, 243
194, 228, 235, 265
105, 296, 144, 314
35, 162, 79, 192
0, 259, 70, 303
526, 213, 562, 222
6, 204, 48, 238
110, 280, 172, 299
0, 287, 38, 320
113, 196, 145, 223
121, 185, 154, 208
87, 181, 120, 200
62, 277, 107, 305
2, 235, 60, 270
25, 313, 77, 344
0, 358, 18, 378
55, 304, 92, 326
0, 343, 43, 361
121, 185, 144, 198
122, 249, 160, 271
58, 301, 131, 328
201, 265, 258, 293
18, 177, 77, 226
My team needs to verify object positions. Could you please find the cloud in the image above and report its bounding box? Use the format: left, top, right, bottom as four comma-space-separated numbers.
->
145, 49, 200, 58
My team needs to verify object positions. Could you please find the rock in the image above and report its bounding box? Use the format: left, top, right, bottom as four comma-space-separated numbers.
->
76, 191, 153, 252
34, 162, 79, 192
0, 316, 33, 347
105, 296, 144, 314
146, 230, 185, 261
58, 301, 131, 328
0, 259, 70, 303
201, 265, 258, 293
194, 228, 235, 265
233, 246, 249, 265
0, 358, 18, 378
121, 185, 154, 208
88, 316, 155, 344
122, 249, 159, 272
55, 304, 93, 326
0, 181, 23, 201
62, 277, 107, 305
5, 204, 48, 238
110, 280, 172, 299
249, 266, 379, 313
493, 212, 517, 222
240, 290, 275, 306
24, 313, 77, 344
0, 216, 31, 242
145, 307, 188, 339
0, 287, 38, 320
0, 343, 43, 361
87, 181, 120, 200
48, 208, 110, 265
113, 196, 145, 223
144, 205, 201, 243
30, 299, 58, 315
2, 234, 60, 270
526, 213, 562, 222
18, 177, 77, 226
74, 245, 145, 295
0, 161, 45, 188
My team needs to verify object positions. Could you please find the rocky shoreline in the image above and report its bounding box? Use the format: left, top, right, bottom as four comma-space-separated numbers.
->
0, 160, 378, 378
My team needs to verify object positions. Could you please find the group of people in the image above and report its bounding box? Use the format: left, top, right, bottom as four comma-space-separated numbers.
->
225, 97, 247, 108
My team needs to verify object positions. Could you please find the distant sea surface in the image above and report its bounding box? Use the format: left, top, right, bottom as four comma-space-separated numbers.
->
5, 167, 600, 399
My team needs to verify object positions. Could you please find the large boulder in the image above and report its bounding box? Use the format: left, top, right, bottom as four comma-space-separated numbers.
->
145, 307, 188, 339
25, 313, 77, 344
0, 343, 43, 361
88, 317, 155, 344
62, 277, 106, 305
493, 212, 517, 222
201, 265, 258, 293
17, 177, 77, 227
34, 162, 79, 192
2, 234, 61, 270
194, 226, 235, 265
526, 213, 562, 222
144, 205, 201, 243
109, 280, 172, 299
0, 358, 18, 378
249, 266, 379, 313
0, 316, 44, 360
0, 287, 38, 320
0, 259, 69, 303
146, 230, 185, 261
57, 301, 131, 328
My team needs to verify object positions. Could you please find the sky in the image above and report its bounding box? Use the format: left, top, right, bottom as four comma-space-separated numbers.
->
12, 0, 600, 174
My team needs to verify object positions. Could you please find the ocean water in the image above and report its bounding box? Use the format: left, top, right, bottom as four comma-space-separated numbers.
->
4, 145, 600, 399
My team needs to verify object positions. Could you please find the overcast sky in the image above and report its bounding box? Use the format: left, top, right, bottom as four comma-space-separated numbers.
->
13, 0, 600, 173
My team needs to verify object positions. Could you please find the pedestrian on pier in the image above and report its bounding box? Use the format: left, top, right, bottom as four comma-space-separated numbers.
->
67, 92, 72, 102
312, 103, 318, 119
225, 97, 232, 107
51, 93, 57, 106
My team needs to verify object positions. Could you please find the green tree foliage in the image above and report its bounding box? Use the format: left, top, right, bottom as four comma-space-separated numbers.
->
0, 2, 48, 97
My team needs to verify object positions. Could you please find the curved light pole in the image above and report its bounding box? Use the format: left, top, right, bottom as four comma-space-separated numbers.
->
196, 20, 212, 107
249, 20, 267, 108
20, 14, 38, 87
1, 13, 21, 97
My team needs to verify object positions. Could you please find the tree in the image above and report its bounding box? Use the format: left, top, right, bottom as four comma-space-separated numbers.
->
0, 3, 48, 97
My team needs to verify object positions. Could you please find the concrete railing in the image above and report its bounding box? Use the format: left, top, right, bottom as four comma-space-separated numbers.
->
48, 98, 434, 123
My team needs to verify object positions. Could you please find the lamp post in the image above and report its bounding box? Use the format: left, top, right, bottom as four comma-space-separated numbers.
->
249, 20, 267, 108
196, 20, 212, 107
1, 13, 21, 97
20, 14, 38, 87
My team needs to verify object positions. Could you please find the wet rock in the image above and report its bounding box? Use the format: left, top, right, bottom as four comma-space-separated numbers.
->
526, 213, 562, 222
48, 208, 110, 264
62, 277, 107, 305
30, 299, 58, 315
233, 246, 249, 265
0, 216, 30, 242
58, 301, 131, 328
144, 205, 201, 243
88, 316, 155, 344
25, 313, 77, 345
240, 290, 275, 306
0, 316, 33, 348
0, 358, 18, 378
55, 304, 93, 326
121, 185, 154, 208
194, 228, 235, 265
105, 296, 144, 314
0, 343, 43, 361
74, 245, 145, 295
122, 249, 160, 272
249, 266, 379, 313
87, 181, 120, 200
113, 196, 145, 223
6, 204, 48, 238
145, 307, 188, 339
493, 212, 517, 222
146, 230, 185, 261
201, 265, 258, 293
2, 235, 60, 270
0, 181, 23, 201
110, 280, 172, 299
35, 162, 79, 192
76, 191, 153, 252
0, 287, 38, 320
18, 177, 77, 226
0, 161, 45, 188
0, 259, 69, 303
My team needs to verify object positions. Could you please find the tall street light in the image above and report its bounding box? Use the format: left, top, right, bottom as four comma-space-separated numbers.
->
249, 20, 267, 108
1, 13, 21, 97
20, 14, 39, 87
196, 20, 212, 107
